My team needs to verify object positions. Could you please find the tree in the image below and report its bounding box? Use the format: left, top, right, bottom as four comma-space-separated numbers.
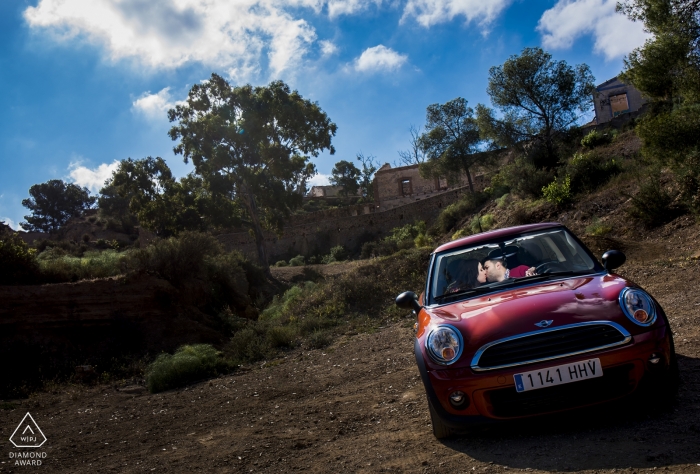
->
356, 153, 379, 200
21, 180, 95, 233
397, 125, 426, 166
618, 0, 700, 104
168, 74, 336, 272
103, 157, 241, 236
418, 97, 483, 192
476, 47, 594, 168
329, 160, 361, 196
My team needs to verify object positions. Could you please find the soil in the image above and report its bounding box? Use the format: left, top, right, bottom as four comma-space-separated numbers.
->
2, 226, 700, 473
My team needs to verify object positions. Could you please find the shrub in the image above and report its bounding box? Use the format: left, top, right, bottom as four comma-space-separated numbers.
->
37, 249, 134, 282
288, 255, 305, 267
580, 129, 612, 149
274, 260, 288, 267
636, 105, 700, 165
267, 325, 298, 348
585, 217, 613, 236
307, 330, 333, 349
360, 240, 398, 259
0, 234, 39, 285
227, 327, 272, 363
626, 178, 675, 228
542, 176, 572, 205
414, 233, 433, 248
82, 234, 91, 243
470, 214, 494, 234
329, 245, 348, 261
566, 152, 622, 194
451, 229, 468, 240
495, 193, 510, 208
146, 344, 232, 393
498, 158, 555, 198
435, 192, 488, 233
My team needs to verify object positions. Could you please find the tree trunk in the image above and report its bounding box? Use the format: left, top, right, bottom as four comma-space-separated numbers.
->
241, 184, 271, 277
464, 166, 474, 193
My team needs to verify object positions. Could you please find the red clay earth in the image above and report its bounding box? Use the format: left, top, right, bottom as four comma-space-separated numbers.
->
1, 232, 700, 473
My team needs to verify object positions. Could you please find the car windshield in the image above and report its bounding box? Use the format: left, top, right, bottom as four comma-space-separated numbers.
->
429, 228, 599, 304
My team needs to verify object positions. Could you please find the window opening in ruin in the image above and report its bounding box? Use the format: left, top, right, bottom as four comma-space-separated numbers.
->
610, 93, 629, 117
401, 178, 412, 196
438, 177, 448, 190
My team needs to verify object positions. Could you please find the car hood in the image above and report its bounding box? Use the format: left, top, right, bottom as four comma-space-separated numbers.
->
421, 273, 644, 369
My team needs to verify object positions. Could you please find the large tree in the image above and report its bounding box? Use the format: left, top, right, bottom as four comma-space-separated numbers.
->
618, 0, 700, 104
103, 157, 241, 236
476, 47, 594, 168
168, 74, 336, 271
329, 160, 361, 196
21, 180, 95, 233
418, 97, 483, 192
356, 153, 379, 199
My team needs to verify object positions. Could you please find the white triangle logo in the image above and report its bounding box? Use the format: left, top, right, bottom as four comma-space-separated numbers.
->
9, 413, 47, 448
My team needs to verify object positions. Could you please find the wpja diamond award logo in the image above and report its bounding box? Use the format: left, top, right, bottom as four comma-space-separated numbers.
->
8, 412, 48, 466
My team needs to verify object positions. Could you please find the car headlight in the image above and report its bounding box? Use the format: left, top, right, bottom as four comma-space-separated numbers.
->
619, 288, 657, 326
426, 325, 464, 365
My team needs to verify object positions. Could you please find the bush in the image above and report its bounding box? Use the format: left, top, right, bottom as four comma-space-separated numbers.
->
288, 255, 305, 267
495, 193, 510, 208
542, 176, 572, 205
566, 152, 622, 194
434, 192, 488, 233
37, 249, 135, 282
580, 129, 612, 149
470, 214, 494, 234
360, 240, 398, 259
626, 178, 675, 228
496, 158, 555, 198
585, 217, 613, 236
274, 260, 288, 267
636, 105, 700, 165
0, 234, 39, 285
451, 229, 468, 240
267, 325, 299, 348
307, 330, 333, 349
321, 245, 348, 263
146, 344, 232, 393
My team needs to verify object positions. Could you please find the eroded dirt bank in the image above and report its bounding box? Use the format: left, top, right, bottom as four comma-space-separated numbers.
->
1, 256, 700, 473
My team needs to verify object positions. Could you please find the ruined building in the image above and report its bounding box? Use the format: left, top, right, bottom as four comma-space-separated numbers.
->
593, 77, 646, 124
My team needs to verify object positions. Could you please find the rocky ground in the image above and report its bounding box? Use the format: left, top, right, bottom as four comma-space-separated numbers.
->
2, 215, 700, 473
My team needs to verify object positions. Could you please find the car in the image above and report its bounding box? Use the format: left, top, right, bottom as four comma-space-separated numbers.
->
396, 222, 678, 438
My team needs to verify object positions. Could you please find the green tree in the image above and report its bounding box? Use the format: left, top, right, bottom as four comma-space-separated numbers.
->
418, 97, 483, 192
168, 74, 336, 271
357, 153, 379, 199
21, 180, 96, 233
103, 157, 241, 236
476, 47, 595, 168
329, 160, 361, 196
618, 0, 700, 104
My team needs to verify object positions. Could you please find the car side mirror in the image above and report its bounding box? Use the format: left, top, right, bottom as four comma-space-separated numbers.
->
395, 291, 422, 313
602, 250, 626, 272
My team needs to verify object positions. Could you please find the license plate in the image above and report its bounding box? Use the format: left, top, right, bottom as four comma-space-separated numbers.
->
513, 358, 603, 393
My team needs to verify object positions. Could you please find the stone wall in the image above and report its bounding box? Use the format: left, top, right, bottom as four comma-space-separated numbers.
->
217, 185, 474, 260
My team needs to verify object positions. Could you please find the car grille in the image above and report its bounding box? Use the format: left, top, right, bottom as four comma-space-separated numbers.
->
487, 364, 635, 418
472, 322, 631, 371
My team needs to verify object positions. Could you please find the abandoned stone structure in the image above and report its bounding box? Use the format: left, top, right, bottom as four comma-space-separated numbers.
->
593, 77, 646, 124
372, 163, 480, 211
309, 185, 356, 197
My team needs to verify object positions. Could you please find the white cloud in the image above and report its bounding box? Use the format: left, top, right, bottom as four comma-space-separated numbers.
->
132, 87, 180, 119
308, 173, 331, 186
354, 45, 407, 73
68, 160, 120, 192
327, 0, 380, 18
319, 40, 339, 57
401, 0, 513, 28
538, 0, 650, 60
23, 0, 324, 78
1, 217, 18, 230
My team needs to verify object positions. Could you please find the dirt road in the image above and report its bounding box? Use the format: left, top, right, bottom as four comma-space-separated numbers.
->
2, 258, 700, 473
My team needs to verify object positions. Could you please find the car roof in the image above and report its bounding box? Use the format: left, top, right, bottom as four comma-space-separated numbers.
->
434, 222, 564, 253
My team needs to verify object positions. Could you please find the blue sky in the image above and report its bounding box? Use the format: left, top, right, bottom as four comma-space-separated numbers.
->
0, 0, 649, 230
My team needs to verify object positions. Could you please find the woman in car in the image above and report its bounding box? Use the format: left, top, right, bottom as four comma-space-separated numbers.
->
445, 258, 487, 294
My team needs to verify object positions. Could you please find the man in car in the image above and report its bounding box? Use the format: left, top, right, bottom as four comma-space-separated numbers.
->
482, 249, 535, 282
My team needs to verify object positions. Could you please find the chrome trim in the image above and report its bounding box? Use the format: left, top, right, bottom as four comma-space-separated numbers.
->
470, 321, 632, 372
618, 287, 657, 327
424, 271, 606, 309
426, 325, 464, 366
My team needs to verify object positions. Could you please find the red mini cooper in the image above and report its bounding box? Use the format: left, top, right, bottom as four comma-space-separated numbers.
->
396, 223, 678, 438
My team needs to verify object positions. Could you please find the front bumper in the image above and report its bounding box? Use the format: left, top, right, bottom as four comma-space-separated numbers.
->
415, 324, 673, 428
